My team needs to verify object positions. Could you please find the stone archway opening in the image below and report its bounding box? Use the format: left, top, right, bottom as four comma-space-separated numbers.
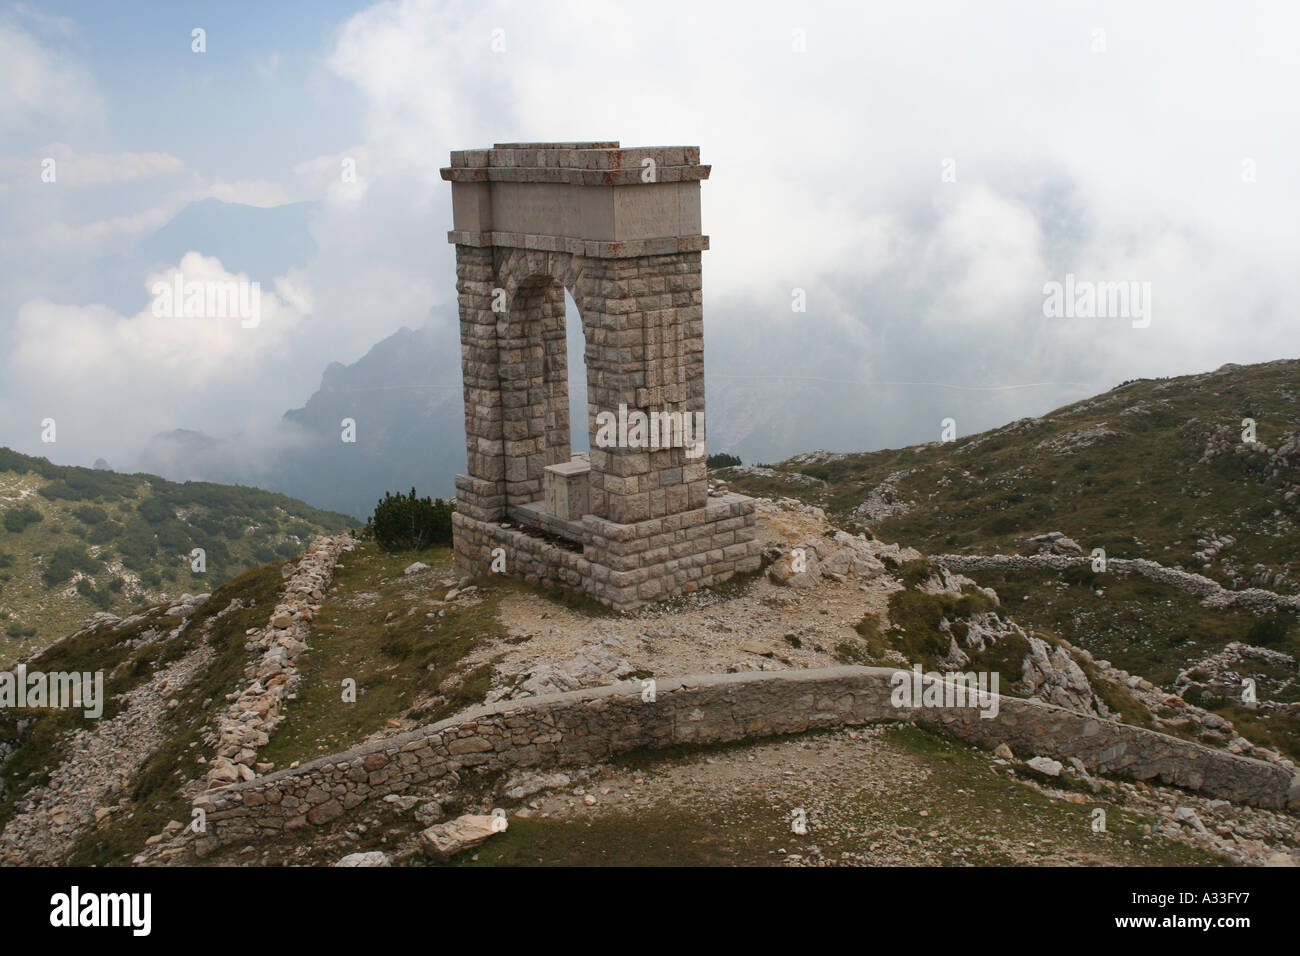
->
499, 273, 592, 540
565, 289, 588, 455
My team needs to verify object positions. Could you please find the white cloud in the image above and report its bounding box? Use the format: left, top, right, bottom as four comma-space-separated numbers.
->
921, 185, 1046, 329
199, 179, 295, 208
4, 253, 310, 455
0, 18, 103, 140
317, 0, 1299, 389
0, 143, 185, 187
4, 0, 1300, 472
31, 202, 181, 250
292, 147, 371, 203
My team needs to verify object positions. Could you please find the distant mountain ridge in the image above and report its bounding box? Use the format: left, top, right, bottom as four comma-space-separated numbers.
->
138, 325, 465, 519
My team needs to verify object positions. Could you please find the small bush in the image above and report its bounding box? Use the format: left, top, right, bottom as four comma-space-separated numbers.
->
137, 497, 172, 525
369, 488, 453, 552
41, 544, 98, 587
1246, 613, 1293, 647
73, 505, 109, 525
87, 521, 121, 545
3, 504, 44, 534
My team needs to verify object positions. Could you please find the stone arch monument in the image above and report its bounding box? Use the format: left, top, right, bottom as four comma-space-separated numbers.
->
442, 142, 760, 609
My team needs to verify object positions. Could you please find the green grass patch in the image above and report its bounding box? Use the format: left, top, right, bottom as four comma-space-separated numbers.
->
259, 543, 503, 768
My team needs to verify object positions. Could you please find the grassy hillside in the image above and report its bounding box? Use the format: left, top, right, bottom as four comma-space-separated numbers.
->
0, 448, 354, 664
723, 360, 1300, 746
725, 360, 1299, 585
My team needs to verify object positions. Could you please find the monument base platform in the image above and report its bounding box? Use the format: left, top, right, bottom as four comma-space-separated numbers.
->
451, 488, 763, 611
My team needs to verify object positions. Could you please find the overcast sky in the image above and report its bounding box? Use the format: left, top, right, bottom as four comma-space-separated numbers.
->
1, 0, 1297, 473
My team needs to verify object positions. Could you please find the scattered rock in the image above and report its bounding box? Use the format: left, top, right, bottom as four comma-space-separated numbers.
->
418, 814, 503, 861
1173, 806, 1208, 834
1026, 756, 1063, 777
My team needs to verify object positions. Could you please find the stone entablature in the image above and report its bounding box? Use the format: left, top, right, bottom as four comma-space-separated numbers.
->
444, 142, 760, 608
442, 143, 710, 256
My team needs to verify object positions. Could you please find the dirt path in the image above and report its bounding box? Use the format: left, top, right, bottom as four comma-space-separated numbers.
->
0, 640, 214, 865
466, 499, 899, 690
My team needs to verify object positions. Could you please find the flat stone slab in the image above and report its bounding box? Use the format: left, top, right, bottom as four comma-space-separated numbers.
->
418, 814, 504, 861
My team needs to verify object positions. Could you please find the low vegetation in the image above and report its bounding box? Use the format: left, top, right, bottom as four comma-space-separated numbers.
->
0, 447, 354, 663
367, 488, 453, 552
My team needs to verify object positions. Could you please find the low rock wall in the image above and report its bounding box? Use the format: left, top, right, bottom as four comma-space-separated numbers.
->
195, 666, 1298, 851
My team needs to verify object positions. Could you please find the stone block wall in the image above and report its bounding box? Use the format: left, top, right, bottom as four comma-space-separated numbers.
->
453, 492, 762, 609
195, 666, 1298, 851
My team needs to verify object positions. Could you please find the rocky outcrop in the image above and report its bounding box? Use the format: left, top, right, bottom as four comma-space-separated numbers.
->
1021, 635, 1107, 716
1174, 642, 1300, 716
766, 527, 910, 589
852, 470, 917, 522
1033, 424, 1119, 455
494, 637, 638, 701
719, 466, 826, 487
1025, 531, 1084, 557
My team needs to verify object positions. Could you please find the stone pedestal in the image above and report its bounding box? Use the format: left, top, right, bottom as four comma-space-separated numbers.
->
544, 456, 590, 521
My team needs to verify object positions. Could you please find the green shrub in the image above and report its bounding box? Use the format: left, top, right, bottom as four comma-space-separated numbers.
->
87, 521, 121, 545
3, 504, 43, 534
41, 544, 98, 587
707, 452, 741, 468
137, 497, 172, 525
73, 505, 109, 525
1246, 613, 1293, 647
369, 488, 453, 552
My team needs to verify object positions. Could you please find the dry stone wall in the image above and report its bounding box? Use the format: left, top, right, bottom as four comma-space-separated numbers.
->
194, 665, 1298, 851
938, 553, 1300, 613
204, 535, 353, 788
